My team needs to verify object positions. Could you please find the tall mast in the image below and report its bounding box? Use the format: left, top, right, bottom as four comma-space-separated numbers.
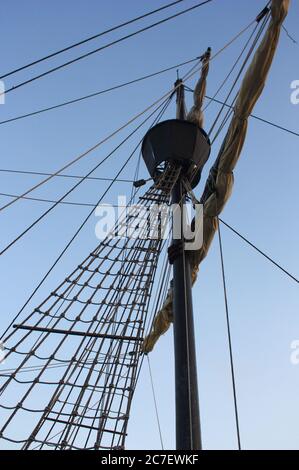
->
171, 79, 201, 450
141, 77, 210, 449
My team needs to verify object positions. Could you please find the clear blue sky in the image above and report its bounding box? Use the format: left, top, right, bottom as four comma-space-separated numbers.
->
0, 0, 298, 450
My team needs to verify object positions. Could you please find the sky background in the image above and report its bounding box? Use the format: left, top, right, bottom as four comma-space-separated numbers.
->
0, 0, 298, 450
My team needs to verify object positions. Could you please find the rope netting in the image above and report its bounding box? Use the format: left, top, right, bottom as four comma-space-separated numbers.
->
0, 165, 181, 450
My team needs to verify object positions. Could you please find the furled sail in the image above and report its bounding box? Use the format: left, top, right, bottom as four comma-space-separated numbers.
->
142, 0, 290, 353
187, 47, 211, 128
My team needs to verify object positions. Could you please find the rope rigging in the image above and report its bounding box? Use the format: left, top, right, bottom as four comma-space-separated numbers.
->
0, 17, 264, 216
1, 0, 213, 97
0, 96, 173, 257
0, 0, 188, 80
0, 169, 136, 183
2, 175, 296, 287
142, 0, 291, 357
218, 219, 299, 284
202, 94, 299, 138
0, 164, 181, 450
0, 57, 200, 126
0, 237, 172, 449
147, 355, 164, 450
208, 11, 270, 140
0, 0, 295, 452
0, 91, 178, 215
0, 66, 295, 137
282, 24, 297, 44
0, 93, 174, 341
217, 218, 241, 450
